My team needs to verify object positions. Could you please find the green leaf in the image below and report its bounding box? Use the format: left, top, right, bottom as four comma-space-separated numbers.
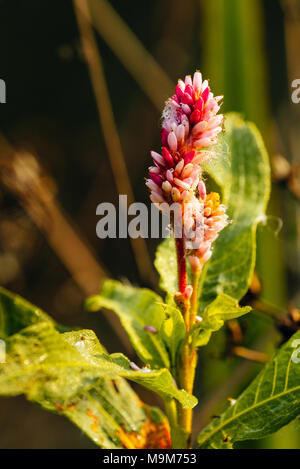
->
60, 330, 167, 449
0, 322, 157, 448
63, 378, 148, 449
86, 280, 170, 369
101, 353, 197, 408
0, 321, 196, 409
0, 322, 106, 402
191, 294, 251, 348
154, 236, 178, 298
199, 114, 270, 310
0, 287, 196, 448
197, 331, 300, 448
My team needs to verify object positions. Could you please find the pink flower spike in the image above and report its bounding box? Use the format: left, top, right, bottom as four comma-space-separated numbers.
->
149, 166, 160, 174
178, 79, 185, 91
192, 120, 208, 136
147, 70, 225, 227
175, 84, 184, 100
150, 172, 163, 186
182, 92, 194, 107
150, 192, 165, 204
183, 177, 193, 186
185, 84, 195, 99
197, 241, 211, 257
185, 75, 192, 86
202, 250, 212, 264
188, 255, 201, 272
161, 128, 168, 146
162, 147, 175, 168
207, 115, 224, 130
166, 169, 174, 183
202, 86, 210, 103
151, 151, 166, 167
182, 119, 190, 137
168, 131, 178, 151
181, 104, 192, 115
176, 124, 185, 145
193, 71, 202, 92
201, 128, 222, 140
203, 101, 216, 115
194, 137, 215, 148
181, 190, 189, 201
174, 178, 190, 190
201, 79, 209, 92
193, 152, 206, 165
194, 97, 204, 113
181, 163, 194, 179
184, 151, 195, 165
162, 180, 172, 194
184, 285, 193, 299
146, 179, 162, 193
171, 187, 181, 202
198, 180, 207, 200
190, 109, 202, 125
170, 121, 177, 132
175, 159, 184, 175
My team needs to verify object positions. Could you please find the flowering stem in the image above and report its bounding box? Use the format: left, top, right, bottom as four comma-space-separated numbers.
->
175, 250, 201, 447
147, 70, 227, 448
185, 269, 201, 428
173, 237, 192, 446
175, 237, 188, 294
177, 344, 193, 444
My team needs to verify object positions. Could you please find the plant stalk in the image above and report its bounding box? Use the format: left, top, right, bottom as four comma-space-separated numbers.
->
175, 237, 188, 295
175, 237, 201, 447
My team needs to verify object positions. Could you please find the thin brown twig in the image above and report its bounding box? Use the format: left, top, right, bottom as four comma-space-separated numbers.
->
73, 0, 156, 287
232, 346, 270, 363
87, 0, 173, 110
0, 134, 132, 352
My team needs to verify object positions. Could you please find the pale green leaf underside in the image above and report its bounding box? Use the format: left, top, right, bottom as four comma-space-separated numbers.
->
0, 320, 195, 407
192, 293, 251, 347
0, 287, 148, 448
53, 330, 149, 448
199, 114, 270, 310
86, 280, 170, 369
197, 331, 300, 448
64, 377, 147, 448
0, 287, 196, 448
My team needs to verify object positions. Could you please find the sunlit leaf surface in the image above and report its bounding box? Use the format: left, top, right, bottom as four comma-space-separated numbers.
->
197, 331, 300, 448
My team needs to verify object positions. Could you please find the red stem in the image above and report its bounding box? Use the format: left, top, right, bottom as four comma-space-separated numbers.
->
175, 236, 188, 294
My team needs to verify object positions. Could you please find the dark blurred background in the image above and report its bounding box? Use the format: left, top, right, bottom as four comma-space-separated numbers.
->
0, 0, 299, 448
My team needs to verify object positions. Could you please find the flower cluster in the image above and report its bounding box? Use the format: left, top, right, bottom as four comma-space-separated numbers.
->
187, 183, 229, 272
146, 71, 228, 271
146, 71, 223, 205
